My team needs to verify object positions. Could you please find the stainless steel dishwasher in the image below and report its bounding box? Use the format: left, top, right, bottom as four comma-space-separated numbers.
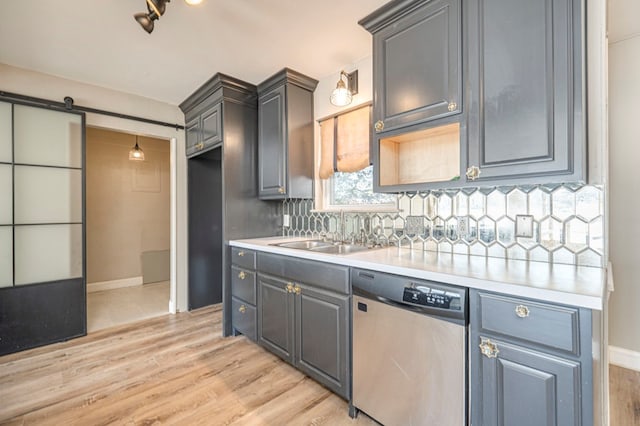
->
351, 268, 468, 426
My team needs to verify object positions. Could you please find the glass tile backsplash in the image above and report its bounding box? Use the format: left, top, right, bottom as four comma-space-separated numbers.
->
282, 184, 605, 267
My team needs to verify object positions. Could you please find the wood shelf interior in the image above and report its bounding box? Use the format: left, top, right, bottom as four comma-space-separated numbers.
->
379, 122, 460, 186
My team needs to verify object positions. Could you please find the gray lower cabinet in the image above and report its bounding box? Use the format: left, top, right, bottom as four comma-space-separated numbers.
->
257, 274, 294, 363
471, 289, 593, 426
295, 283, 350, 398
465, 0, 584, 184
256, 252, 350, 399
231, 248, 257, 341
359, 0, 462, 133
257, 68, 318, 200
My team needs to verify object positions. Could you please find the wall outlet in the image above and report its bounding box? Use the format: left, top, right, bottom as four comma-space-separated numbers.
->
283, 214, 290, 228
457, 216, 469, 237
405, 216, 424, 236
516, 214, 534, 238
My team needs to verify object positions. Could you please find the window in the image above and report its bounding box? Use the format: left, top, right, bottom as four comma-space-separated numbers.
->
317, 104, 396, 211
327, 165, 396, 208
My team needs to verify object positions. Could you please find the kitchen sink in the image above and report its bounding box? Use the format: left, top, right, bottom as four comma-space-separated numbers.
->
273, 240, 333, 250
308, 244, 371, 255
271, 239, 381, 255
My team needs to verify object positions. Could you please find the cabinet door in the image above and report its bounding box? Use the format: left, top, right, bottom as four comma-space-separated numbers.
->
373, 0, 461, 133
257, 275, 294, 363
258, 85, 287, 199
201, 103, 222, 150
472, 336, 582, 426
295, 284, 350, 399
466, 0, 584, 183
185, 116, 200, 157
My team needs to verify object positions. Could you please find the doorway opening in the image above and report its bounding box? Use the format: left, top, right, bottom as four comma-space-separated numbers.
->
85, 127, 171, 332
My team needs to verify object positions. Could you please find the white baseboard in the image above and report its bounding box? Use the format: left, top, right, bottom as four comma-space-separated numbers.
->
87, 276, 143, 293
609, 345, 640, 372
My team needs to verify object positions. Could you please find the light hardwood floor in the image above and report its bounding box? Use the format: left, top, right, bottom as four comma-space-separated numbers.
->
2, 306, 640, 425
0, 306, 376, 426
610, 364, 640, 426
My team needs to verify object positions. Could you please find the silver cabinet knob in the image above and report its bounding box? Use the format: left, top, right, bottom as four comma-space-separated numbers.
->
374, 120, 384, 132
448, 102, 457, 112
466, 166, 481, 181
479, 338, 499, 359
515, 305, 530, 318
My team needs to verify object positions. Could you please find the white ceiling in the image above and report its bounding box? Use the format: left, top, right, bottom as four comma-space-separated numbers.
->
0, 0, 388, 105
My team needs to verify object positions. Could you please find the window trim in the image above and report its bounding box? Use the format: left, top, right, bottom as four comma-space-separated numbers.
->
315, 169, 398, 213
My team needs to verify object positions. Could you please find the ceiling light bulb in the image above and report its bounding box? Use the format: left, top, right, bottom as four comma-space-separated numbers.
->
184, 0, 203, 4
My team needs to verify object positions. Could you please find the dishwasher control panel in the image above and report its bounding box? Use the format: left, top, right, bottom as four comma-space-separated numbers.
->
402, 285, 462, 310
351, 268, 468, 322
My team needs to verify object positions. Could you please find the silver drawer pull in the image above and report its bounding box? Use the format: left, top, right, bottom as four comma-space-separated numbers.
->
238, 271, 246, 280
237, 251, 245, 257
238, 304, 247, 314
515, 305, 530, 318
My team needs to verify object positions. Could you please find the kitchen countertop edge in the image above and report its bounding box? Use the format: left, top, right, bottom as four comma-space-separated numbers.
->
229, 237, 606, 311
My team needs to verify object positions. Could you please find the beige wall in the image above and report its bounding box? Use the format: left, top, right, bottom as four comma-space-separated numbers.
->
608, 0, 640, 353
86, 128, 170, 283
0, 63, 189, 312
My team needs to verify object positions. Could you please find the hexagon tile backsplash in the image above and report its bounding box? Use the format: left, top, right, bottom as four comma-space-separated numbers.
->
282, 184, 605, 267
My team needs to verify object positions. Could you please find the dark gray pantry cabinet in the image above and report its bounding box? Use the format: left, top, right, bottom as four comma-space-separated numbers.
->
470, 290, 594, 425
180, 74, 279, 332
257, 68, 318, 200
359, 0, 586, 191
254, 252, 351, 399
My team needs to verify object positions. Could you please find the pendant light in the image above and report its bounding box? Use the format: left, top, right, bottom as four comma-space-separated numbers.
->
129, 136, 145, 161
330, 70, 359, 107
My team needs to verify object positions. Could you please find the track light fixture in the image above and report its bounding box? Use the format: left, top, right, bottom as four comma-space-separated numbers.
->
134, 0, 204, 33
134, 0, 170, 34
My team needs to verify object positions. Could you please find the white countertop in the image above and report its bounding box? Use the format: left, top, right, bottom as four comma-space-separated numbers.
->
230, 236, 607, 310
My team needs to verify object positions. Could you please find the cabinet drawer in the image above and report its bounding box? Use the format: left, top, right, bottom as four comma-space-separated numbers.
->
231, 247, 256, 269
232, 297, 256, 341
477, 292, 580, 355
257, 252, 349, 294
231, 266, 256, 305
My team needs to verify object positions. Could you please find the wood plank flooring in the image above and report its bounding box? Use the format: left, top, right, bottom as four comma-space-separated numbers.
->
0, 306, 376, 426
3, 305, 640, 425
610, 364, 640, 426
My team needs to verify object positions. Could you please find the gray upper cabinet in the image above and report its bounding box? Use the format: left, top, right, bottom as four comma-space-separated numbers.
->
359, 0, 462, 134
466, 0, 585, 184
258, 68, 318, 200
184, 102, 222, 158
471, 289, 594, 426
